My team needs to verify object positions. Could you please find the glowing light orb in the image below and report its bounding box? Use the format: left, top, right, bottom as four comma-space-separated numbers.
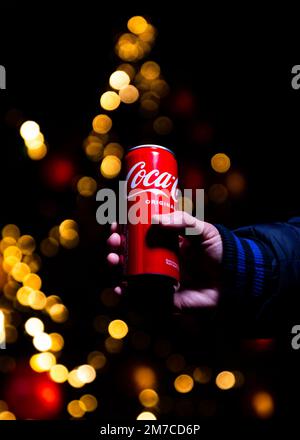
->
174, 374, 194, 393
108, 319, 128, 339
100, 155, 121, 179
20, 121, 40, 141
109, 70, 130, 90
100, 91, 121, 111
215, 371, 236, 390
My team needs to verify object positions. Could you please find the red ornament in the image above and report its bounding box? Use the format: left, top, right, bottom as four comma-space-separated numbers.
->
4, 364, 63, 419
42, 156, 75, 189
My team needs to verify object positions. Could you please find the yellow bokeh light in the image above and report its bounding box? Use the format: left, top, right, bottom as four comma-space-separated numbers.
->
100, 155, 121, 179
40, 237, 59, 257
11, 262, 30, 282
33, 332, 52, 352
45, 295, 61, 313
23, 273, 42, 290
109, 70, 130, 90
104, 336, 123, 353
67, 400, 85, 418
59, 219, 78, 235
139, 389, 159, 408
211, 153, 231, 173
0, 411, 16, 420
28, 290, 47, 310
49, 304, 69, 323
136, 411, 157, 420
215, 371, 236, 390
141, 61, 160, 80
117, 64, 136, 80
17, 235, 36, 255
127, 16, 148, 34
92, 114, 112, 134
49, 333, 64, 352
1, 224, 20, 240
77, 176, 97, 197
153, 116, 173, 135
100, 91, 121, 111
2, 256, 19, 273
16, 286, 33, 306
108, 319, 128, 339
27, 143, 47, 160
103, 143, 124, 159
80, 394, 98, 412
174, 374, 194, 393
30, 352, 56, 372
134, 366, 157, 390
25, 317, 44, 336
50, 364, 69, 383
85, 141, 104, 162
0, 236, 16, 253
139, 24, 156, 43
23, 253, 41, 273
251, 391, 274, 419
25, 132, 44, 150
77, 365, 96, 384
87, 351, 107, 370
119, 85, 139, 104
193, 367, 212, 384
20, 120, 40, 141
3, 245, 22, 261
59, 229, 79, 249
68, 369, 85, 388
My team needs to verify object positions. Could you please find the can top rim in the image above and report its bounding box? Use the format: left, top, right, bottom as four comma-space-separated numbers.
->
128, 144, 175, 156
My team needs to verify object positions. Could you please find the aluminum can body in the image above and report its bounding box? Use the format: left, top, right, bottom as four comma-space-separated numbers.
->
124, 144, 179, 285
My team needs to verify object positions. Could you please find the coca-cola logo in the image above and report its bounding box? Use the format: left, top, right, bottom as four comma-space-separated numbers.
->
126, 161, 178, 202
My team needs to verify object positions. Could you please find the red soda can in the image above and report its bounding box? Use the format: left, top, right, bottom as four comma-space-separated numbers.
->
124, 144, 180, 286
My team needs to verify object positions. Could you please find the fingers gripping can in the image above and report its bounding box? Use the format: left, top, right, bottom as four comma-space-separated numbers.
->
124, 144, 180, 286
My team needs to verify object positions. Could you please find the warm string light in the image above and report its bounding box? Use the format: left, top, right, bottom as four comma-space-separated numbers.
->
19, 120, 48, 160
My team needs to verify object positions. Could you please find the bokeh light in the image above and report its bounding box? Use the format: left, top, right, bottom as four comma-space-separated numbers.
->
49, 365, 69, 383
119, 85, 139, 104
108, 319, 128, 339
174, 374, 194, 393
136, 411, 157, 420
28, 290, 47, 310
17, 235, 36, 255
100, 91, 121, 111
80, 394, 98, 412
215, 371, 236, 390
20, 121, 40, 141
103, 143, 124, 159
30, 352, 56, 373
49, 333, 64, 352
77, 176, 97, 197
27, 143, 47, 160
11, 262, 30, 282
138, 389, 159, 408
109, 70, 130, 90
92, 114, 112, 134
33, 332, 52, 352
67, 370, 85, 388
23, 273, 42, 290
49, 304, 69, 323
25, 317, 44, 336
1, 224, 20, 240
127, 16, 148, 35
87, 351, 107, 370
208, 184, 228, 204
77, 365, 96, 384
140, 61, 160, 80
193, 367, 212, 384
0, 411, 16, 420
211, 153, 231, 173
134, 366, 157, 390
40, 237, 59, 257
153, 116, 173, 135
251, 391, 275, 418
100, 155, 122, 179
67, 400, 85, 418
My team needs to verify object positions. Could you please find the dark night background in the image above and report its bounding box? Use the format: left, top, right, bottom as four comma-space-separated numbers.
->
0, 3, 300, 432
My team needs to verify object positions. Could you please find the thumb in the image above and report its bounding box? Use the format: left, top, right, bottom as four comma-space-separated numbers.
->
152, 211, 204, 236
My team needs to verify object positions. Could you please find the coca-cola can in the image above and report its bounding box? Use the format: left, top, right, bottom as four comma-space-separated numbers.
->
124, 144, 180, 286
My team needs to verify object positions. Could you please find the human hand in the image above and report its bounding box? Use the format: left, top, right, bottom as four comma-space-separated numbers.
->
107, 211, 223, 309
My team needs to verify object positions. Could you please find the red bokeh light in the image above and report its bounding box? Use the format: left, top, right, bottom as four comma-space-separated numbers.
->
42, 156, 76, 189
172, 90, 195, 115
5, 365, 63, 419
